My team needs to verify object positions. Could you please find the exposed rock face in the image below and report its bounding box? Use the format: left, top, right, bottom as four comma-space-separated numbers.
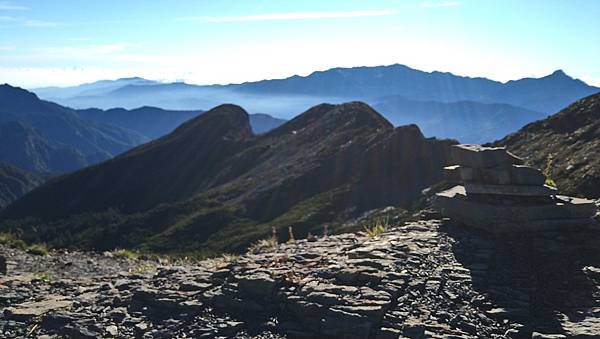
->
496, 92, 600, 198
1, 102, 455, 254
2, 217, 600, 338
435, 144, 598, 233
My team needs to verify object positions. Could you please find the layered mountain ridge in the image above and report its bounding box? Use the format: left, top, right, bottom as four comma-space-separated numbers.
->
33, 64, 599, 143
1, 102, 455, 254
77, 106, 285, 139
0, 84, 148, 174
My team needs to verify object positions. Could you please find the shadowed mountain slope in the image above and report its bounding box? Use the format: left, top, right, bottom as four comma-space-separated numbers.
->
0, 84, 148, 174
0, 162, 44, 209
0, 120, 86, 173
496, 92, 600, 198
1, 102, 455, 254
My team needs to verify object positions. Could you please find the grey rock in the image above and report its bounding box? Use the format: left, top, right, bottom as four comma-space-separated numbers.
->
134, 322, 150, 335
41, 312, 77, 330
335, 269, 384, 286
179, 281, 211, 292
107, 307, 129, 323
464, 183, 557, 196
61, 324, 102, 339
237, 273, 276, 299
531, 333, 567, 339
460, 165, 546, 186
322, 308, 372, 339
130, 287, 202, 317
306, 291, 344, 306
450, 144, 523, 168
0, 255, 6, 275
106, 325, 118, 336
435, 186, 598, 232
4, 295, 73, 321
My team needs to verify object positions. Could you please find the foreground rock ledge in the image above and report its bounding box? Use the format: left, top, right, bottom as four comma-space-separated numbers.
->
2, 218, 600, 338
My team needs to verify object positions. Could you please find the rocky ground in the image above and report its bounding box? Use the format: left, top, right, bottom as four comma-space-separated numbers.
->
2, 211, 600, 338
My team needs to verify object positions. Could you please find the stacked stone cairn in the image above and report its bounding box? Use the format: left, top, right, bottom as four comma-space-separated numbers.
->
434, 144, 598, 233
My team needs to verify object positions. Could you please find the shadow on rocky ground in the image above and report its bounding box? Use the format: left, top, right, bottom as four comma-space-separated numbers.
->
2, 217, 600, 338
445, 221, 600, 337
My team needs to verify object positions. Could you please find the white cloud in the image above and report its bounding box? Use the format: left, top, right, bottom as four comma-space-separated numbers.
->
179, 9, 397, 23
0, 2, 28, 10
0, 16, 62, 28
23, 19, 60, 27
580, 75, 600, 87
39, 43, 136, 57
422, 2, 460, 8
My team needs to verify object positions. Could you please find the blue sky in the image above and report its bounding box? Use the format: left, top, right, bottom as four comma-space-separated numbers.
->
1, 0, 599, 88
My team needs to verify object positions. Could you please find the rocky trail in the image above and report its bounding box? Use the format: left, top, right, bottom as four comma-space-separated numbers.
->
2, 214, 600, 338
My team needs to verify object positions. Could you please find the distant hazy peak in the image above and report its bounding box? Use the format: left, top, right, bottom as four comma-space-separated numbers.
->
549, 69, 568, 77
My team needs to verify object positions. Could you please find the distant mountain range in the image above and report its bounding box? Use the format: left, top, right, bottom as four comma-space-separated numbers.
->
496, 92, 600, 198
1, 102, 455, 254
33, 64, 599, 143
0, 84, 148, 174
371, 96, 545, 143
0, 84, 286, 209
77, 106, 285, 139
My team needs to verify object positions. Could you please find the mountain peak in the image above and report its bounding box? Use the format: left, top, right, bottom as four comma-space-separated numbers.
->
546, 69, 572, 79
204, 104, 248, 117
0, 84, 39, 101
116, 77, 147, 81
332, 101, 393, 129
173, 104, 252, 141
268, 102, 392, 138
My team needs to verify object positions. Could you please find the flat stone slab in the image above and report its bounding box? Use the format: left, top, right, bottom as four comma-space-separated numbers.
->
465, 183, 557, 197
451, 144, 523, 168
435, 186, 598, 233
4, 295, 73, 321
460, 165, 546, 186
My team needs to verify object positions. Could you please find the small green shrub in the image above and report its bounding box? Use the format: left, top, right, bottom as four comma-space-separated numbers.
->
35, 272, 51, 281
0, 232, 16, 245
543, 154, 558, 189
27, 243, 49, 256
545, 178, 557, 188
130, 262, 157, 274
13, 239, 27, 251
0, 233, 27, 250
363, 216, 390, 237
112, 248, 138, 260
